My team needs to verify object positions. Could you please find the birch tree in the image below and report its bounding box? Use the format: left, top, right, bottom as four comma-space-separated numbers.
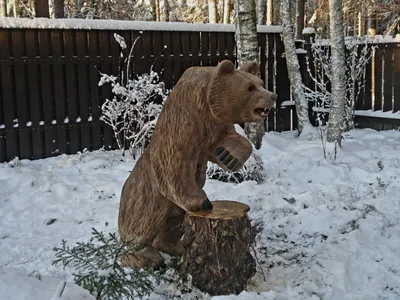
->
223, 0, 231, 24
280, 0, 311, 135
257, 0, 266, 24
209, 0, 217, 23
1, 0, 6, 16
325, 0, 346, 145
235, 0, 265, 149
267, 0, 273, 25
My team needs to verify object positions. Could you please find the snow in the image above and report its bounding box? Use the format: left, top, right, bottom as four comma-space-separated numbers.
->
280, 100, 295, 107
0, 17, 283, 33
355, 109, 400, 119
1, 128, 400, 299
302, 27, 316, 35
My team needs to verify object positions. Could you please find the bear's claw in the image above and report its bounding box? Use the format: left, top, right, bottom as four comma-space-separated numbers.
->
201, 197, 213, 210
214, 147, 243, 172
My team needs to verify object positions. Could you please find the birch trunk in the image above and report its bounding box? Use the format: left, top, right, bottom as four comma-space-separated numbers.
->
326, 0, 346, 145
1, 0, 6, 16
13, 0, 22, 17
155, 0, 161, 21
235, 0, 265, 149
280, 0, 311, 135
164, 0, 170, 22
223, 0, 231, 24
208, 0, 217, 24
257, 0, 266, 25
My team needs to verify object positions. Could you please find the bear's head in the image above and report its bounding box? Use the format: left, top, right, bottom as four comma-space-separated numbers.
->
207, 60, 277, 124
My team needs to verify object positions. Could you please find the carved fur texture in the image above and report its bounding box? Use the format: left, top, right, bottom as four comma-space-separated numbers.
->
118, 60, 277, 269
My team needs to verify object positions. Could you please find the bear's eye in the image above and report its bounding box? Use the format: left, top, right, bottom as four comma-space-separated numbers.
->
248, 84, 255, 92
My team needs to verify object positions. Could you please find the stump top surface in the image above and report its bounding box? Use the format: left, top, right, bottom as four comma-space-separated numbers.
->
188, 200, 250, 219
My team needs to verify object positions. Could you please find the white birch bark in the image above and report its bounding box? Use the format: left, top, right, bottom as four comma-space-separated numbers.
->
208, 0, 217, 24
266, 0, 273, 25
257, 0, 266, 25
223, 0, 231, 24
326, 0, 346, 145
280, 0, 311, 135
235, 0, 265, 149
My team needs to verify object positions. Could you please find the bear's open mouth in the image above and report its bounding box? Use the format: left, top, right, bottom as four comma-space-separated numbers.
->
254, 107, 270, 117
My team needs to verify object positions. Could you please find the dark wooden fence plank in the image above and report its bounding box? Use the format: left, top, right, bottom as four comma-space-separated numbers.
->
217, 32, 227, 62
12, 30, 32, 159
394, 43, 400, 113
209, 32, 218, 66
374, 45, 383, 111
190, 32, 200, 67
226, 32, 235, 64
63, 30, 79, 154
151, 31, 164, 75
181, 31, 190, 70
38, 30, 55, 158
75, 31, 91, 152
162, 31, 173, 89
0, 29, 18, 161
200, 32, 209, 66
266, 33, 275, 132
51, 30, 68, 155
362, 45, 373, 110
383, 44, 394, 111
26, 30, 43, 159
98, 31, 114, 150
88, 32, 102, 150
172, 31, 182, 84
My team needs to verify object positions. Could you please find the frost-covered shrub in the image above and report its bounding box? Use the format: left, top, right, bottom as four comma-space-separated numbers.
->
99, 34, 169, 158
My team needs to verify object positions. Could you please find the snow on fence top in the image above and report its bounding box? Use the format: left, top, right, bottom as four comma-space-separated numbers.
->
0, 17, 283, 33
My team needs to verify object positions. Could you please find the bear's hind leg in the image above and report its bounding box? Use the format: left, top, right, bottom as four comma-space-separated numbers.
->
153, 213, 185, 257
121, 244, 164, 269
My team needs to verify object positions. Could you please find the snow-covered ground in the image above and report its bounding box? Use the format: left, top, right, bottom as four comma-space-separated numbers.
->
1, 128, 400, 300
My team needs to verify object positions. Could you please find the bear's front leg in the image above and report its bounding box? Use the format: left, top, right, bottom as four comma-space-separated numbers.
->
210, 129, 253, 172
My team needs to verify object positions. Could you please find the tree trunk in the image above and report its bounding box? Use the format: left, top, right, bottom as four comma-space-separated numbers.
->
13, 0, 22, 17
266, 0, 273, 25
296, 0, 305, 39
235, 0, 265, 149
164, 0, 170, 22
53, 0, 64, 18
35, 0, 50, 17
280, 0, 311, 135
155, 0, 160, 21
1, 0, 6, 17
326, 0, 346, 145
179, 200, 256, 296
208, 0, 217, 23
257, 0, 266, 24
150, 0, 157, 21
223, 0, 231, 24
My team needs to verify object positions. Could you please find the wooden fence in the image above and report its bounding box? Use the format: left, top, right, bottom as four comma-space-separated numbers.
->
0, 18, 399, 163
0, 19, 293, 162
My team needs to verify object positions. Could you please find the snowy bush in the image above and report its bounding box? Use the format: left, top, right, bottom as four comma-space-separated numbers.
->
52, 228, 165, 300
99, 34, 169, 158
305, 36, 375, 130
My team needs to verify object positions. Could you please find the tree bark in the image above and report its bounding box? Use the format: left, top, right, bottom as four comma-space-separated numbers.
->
1, 0, 6, 17
266, 0, 273, 25
53, 0, 64, 18
179, 200, 256, 296
164, 0, 170, 22
235, 0, 265, 149
296, 0, 305, 39
13, 0, 22, 17
280, 0, 311, 135
326, 0, 346, 145
155, 0, 161, 21
257, 0, 266, 25
35, 0, 50, 17
223, 0, 231, 24
208, 0, 217, 23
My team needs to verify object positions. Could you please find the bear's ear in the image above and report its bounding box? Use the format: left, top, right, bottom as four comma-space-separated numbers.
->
238, 61, 259, 76
217, 60, 235, 76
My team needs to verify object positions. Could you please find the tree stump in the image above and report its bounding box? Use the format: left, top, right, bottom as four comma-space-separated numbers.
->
180, 200, 256, 296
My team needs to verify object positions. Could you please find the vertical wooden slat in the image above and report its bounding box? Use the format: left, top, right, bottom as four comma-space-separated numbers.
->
142, 31, 153, 73
190, 32, 200, 67
26, 30, 43, 159
87, 32, 102, 150
274, 34, 291, 132
374, 45, 383, 111
200, 32, 209, 66
258, 33, 267, 84
162, 31, 173, 89
98, 31, 114, 150
75, 31, 91, 152
172, 31, 182, 84
63, 30, 79, 154
226, 32, 235, 64
12, 30, 32, 159
181, 31, 191, 70
38, 30, 55, 158
383, 43, 394, 112
362, 45, 373, 110
217, 32, 226, 62
0, 29, 18, 161
151, 31, 164, 76
266, 33, 276, 132
393, 43, 400, 113
209, 32, 218, 66
51, 30, 68, 155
